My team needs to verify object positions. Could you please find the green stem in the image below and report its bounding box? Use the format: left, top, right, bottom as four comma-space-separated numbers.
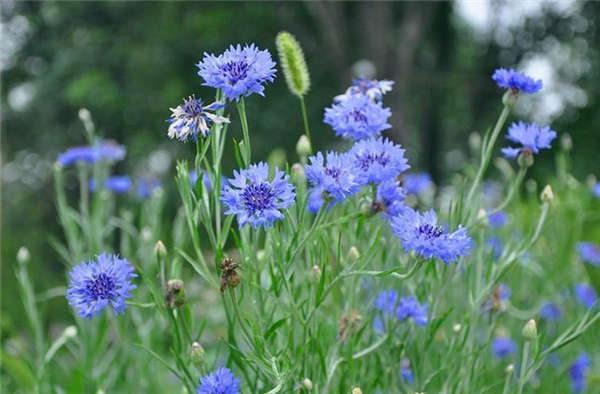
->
299, 96, 312, 152
517, 341, 530, 394
236, 97, 251, 167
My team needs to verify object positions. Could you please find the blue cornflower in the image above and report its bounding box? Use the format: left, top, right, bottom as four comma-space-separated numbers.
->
305, 152, 359, 202
396, 296, 428, 326
593, 183, 600, 199
577, 242, 600, 267
334, 77, 394, 102
190, 169, 213, 191
167, 96, 229, 141
58, 140, 126, 167
390, 207, 472, 264
486, 236, 503, 260
324, 94, 391, 140
375, 179, 407, 217
373, 289, 398, 313
569, 352, 590, 393
403, 172, 432, 195
66, 253, 136, 319
492, 337, 517, 358
197, 367, 240, 394
136, 178, 161, 199
348, 137, 409, 185
400, 359, 414, 383
89, 175, 132, 194
492, 68, 543, 94
197, 44, 276, 101
575, 283, 597, 309
540, 303, 562, 321
488, 211, 508, 228
221, 162, 295, 229
501, 121, 557, 159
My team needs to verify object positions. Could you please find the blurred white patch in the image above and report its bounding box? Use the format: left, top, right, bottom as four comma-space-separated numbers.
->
8, 82, 35, 111
148, 149, 172, 174
351, 59, 376, 79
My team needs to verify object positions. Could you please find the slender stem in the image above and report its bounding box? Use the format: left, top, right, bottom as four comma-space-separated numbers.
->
236, 97, 251, 167
299, 96, 312, 152
518, 341, 530, 394
502, 368, 513, 394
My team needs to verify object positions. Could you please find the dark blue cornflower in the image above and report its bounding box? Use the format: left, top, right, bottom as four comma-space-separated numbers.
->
221, 162, 295, 229
375, 179, 407, 217
400, 359, 414, 383
89, 175, 132, 194
593, 183, 600, 199
66, 253, 136, 319
501, 121, 557, 159
197, 44, 276, 101
305, 152, 359, 203
390, 207, 472, 264
348, 137, 409, 185
569, 352, 590, 393
540, 303, 562, 321
58, 140, 126, 167
574, 283, 597, 309
403, 172, 432, 195
395, 297, 428, 327
488, 211, 508, 228
577, 242, 600, 267
136, 178, 161, 199
197, 367, 240, 394
492, 337, 517, 358
167, 96, 229, 141
324, 94, 391, 140
492, 68, 543, 94
486, 236, 503, 260
334, 77, 394, 102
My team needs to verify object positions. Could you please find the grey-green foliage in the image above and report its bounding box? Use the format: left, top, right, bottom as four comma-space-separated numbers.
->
276, 31, 310, 97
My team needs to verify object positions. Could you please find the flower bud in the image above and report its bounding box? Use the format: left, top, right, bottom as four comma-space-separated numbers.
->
191, 341, 205, 364
256, 249, 267, 263
468, 132, 481, 153
63, 325, 78, 339
78, 108, 92, 123
165, 279, 186, 308
17, 247, 30, 264
561, 133, 572, 151
348, 246, 360, 261
141, 226, 152, 242
541, 185, 554, 203
291, 163, 305, 179
154, 240, 167, 259
517, 148, 534, 168
453, 323, 461, 333
312, 265, 321, 282
505, 364, 514, 374
352, 387, 363, 394
296, 134, 312, 157
502, 89, 518, 107
522, 319, 537, 340
301, 378, 313, 390
477, 208, 488, 222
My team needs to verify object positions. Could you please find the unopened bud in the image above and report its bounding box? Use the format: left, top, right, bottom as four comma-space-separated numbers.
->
312, 265, 321, 282
348, 246, 360, 261
561, 133, 572, 151
541, 185, 554, 203
63, 325, 78, 339
154, 240, 167, 259
296, 134, 312, 157
517, 148, 534, 168
291, 163, 305, 179
352, 387, 363, 394
469, 132, 481, 153
522, 319, 537, 340
502, 89, 518, 107
360, 199, 373, 216
191, 341, 205, 364
453, 323, 461, 333
165, 279, 186, 308
17, 247, 30, 264
506, 364, 514, 374
256, 249, 267, 263
301, 378, 313, 390
78, 108, 92, 123
141, 226, 152, 242
477, 208, 488, 222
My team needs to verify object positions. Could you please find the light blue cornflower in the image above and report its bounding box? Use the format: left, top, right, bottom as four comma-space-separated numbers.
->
197, 367, 240, 394
373, 289, 398, 313
324, 94, 391, 140
197, 44, 276, 101
569, 352, 590, 393
492, 337, 517, 358
58, 140, 126, 167
348, 137, 409, 185
334, 77, 394, 102
136, 178, 161, 199
492, 68, 543, 94
403, 172, 432, 195
395, 296, 428, 326
66, 253, 136, 319
540, 302, 562, 321
167, 96, 229, 141
375, 179, 407, 217
593, 183, 600, 199
89, 175, 132, 194
305, 152, 359, 202
577, 242, 600, 267
221, 162, 295, 229
501, 121, 557, 159
574, 283, 597, 309
400, 359, 414, 383
390, 207, 472, 264
488, 211, 508, 228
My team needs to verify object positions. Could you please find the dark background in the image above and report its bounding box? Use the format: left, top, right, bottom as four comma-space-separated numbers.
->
2, 1, 600, 323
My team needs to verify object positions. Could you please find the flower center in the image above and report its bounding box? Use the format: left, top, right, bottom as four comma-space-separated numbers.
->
221, 60, 250, 84
349, 109, 367, 123
416, 224, 443, 239
324, 167, 341, 180
242, 182, 275, 214
358, 152, 389, 170
182, 97, 204, 117
86, 273, 116, 300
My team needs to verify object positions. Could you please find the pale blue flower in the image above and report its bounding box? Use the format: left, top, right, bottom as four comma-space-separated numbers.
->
324, 94, 391, 140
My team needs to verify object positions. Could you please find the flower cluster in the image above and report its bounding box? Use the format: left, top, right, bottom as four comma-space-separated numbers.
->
167, 96, 229, 141
58, 140, 126, 167
324, 94, 391, 140
501, 121, 557, 159
492, 68, 543, 94
197, 367, 240, 394
66, 253, 136, 319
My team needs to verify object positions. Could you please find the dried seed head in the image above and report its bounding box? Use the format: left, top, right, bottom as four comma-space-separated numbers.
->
541, 185, 554, 203
220, 257, 241, 293
338, 310, 363, 341
165, 279, 186, 308
276, 31, 310, 97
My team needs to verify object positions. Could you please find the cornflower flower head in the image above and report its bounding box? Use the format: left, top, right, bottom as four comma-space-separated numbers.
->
400, 359, 414, 383
190, 169, 214, 191
66, 253, 136, 319
403, 172, 432, 195
390, 207, 472, 264
577, 242, 600, 267
488, 211, 508, 228
197, 367, 240, 394
348, 137, 409, 185
492, 68, 543, 94
136, 178, 161, 199
305, 151, 359, 202
373, 289, 398, 314
324, 94, 391, 140
501, 121, 557, 159
569, 352, 590, 393
593, 183, 600, 199
197, 43, 276, 101
167, 96, 229, 141
486, 236, 503, 260
221, 162, 295, 229
375, 179, 407, 217
58, 140, 126, 167
334, 77, 394, 102
89, 175, 132, 194
492, 337, 517, 358
540, 302, 562, 321
395, 296, 428, 327
574, 283, 597, 309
